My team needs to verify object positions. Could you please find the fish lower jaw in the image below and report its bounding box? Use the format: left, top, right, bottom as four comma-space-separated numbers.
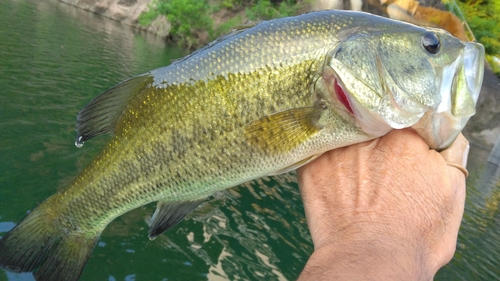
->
411, 109, 466, 150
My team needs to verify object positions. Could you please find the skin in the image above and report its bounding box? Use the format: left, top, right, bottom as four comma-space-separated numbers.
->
296, 129, 467, 280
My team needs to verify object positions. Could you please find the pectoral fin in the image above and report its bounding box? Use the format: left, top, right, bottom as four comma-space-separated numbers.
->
245, 107, 324, 154
148, 199, 205, 240
75, 74, 153, 144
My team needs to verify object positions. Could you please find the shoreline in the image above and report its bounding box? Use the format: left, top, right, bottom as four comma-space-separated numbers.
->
57, 0, 171, 37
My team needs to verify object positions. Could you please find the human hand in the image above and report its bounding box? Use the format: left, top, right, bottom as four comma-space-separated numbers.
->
297, 129, 468, 280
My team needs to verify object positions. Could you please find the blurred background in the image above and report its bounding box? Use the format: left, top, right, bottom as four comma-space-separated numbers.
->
0, 0, 499, 280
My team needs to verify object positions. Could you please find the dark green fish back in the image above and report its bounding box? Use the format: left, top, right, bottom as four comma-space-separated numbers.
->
149, 10, 391, 86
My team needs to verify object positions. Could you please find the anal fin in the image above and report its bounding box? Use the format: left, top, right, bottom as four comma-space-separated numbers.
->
148, 199, 205, 240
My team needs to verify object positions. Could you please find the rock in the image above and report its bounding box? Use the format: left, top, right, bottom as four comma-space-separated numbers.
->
147, 15, 171, 38
58, 0, 158, 32
310, 0, 363, 11
464, 66, 500, 147
118, 0, 137, 7
414, 5, 468, 41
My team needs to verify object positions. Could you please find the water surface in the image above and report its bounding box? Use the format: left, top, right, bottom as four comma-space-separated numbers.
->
0, 0, 499, 280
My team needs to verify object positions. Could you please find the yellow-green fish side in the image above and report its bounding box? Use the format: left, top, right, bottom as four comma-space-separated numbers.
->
62, 11, 381, 235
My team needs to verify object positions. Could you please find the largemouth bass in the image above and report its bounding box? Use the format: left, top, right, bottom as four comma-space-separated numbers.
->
0, 10, 484, 281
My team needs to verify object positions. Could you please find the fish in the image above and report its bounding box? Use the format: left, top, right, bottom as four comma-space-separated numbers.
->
0, 10, 484, 281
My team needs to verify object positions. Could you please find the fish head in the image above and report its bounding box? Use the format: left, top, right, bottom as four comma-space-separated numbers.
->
326, 23, 484, 150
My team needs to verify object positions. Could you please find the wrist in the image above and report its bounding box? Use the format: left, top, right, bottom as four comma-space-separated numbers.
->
299, 232, 436, 281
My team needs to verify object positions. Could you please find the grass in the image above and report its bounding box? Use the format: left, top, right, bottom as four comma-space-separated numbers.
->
138, 0, 304, 48
448, 0, 500, 75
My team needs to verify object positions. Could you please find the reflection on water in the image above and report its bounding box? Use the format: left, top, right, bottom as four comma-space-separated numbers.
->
0, 0, 499, 281
436, 143, 500, 280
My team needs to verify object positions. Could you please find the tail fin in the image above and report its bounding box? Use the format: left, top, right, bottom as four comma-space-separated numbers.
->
0, 205, 99, 281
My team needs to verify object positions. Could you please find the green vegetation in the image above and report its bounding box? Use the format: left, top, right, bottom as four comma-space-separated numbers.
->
215, 15, 242, 37
456, 0, 500, 54
245, 0, 299, 20
218, 0, 244, 9
448, 0, 500, 74
488, 55, 500, 74
140, 0, 214, 48
139, 0, 304, 48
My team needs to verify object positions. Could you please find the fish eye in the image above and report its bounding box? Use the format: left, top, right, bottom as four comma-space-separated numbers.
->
422, 32, 440, 54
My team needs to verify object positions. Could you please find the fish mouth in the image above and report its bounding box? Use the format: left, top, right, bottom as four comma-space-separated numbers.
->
326, 39, 484, 147
412, 42, 484, 150
329, 41, 484, 148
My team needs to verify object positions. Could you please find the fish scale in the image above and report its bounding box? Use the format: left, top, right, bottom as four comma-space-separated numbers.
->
61, 59, 318, 230
0, 10, 484, 281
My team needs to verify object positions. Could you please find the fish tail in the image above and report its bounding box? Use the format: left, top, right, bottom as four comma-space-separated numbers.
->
0, 204, 99, 281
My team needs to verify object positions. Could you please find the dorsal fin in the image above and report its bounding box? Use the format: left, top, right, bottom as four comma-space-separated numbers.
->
148, 199, 206, 240
75, 74, 153, 144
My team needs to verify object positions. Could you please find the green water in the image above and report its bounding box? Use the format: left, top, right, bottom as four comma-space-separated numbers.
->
0, 0, 499, 280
